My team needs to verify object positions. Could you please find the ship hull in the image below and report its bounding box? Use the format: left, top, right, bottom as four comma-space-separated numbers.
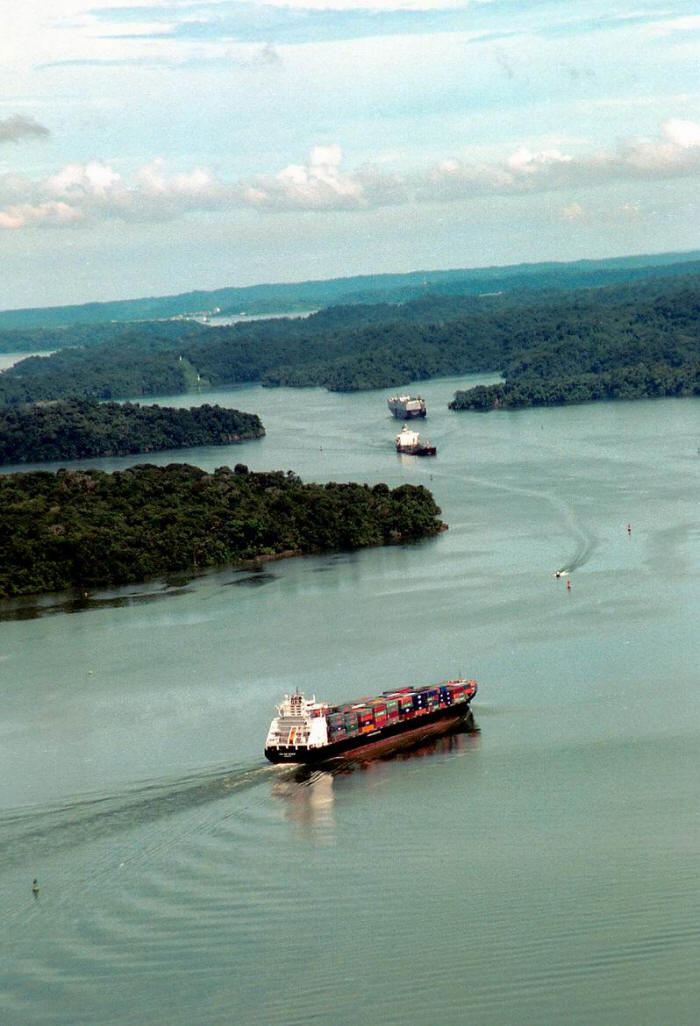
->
388, 406, 426, 419
396, 445, 436, 456
265, 701, 474, 766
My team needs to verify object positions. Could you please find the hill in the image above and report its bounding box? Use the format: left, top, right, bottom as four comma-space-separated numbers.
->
0, 250, 698, 330
1, 271, 697, 405
449, 277, 700, 411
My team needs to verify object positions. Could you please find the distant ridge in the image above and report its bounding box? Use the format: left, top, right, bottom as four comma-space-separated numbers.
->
1, 250, 698, 330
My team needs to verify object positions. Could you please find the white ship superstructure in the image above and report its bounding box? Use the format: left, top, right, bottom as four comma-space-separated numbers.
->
387, 395, 426, 418
395, 425, 436, 456
264, 692, 329, 753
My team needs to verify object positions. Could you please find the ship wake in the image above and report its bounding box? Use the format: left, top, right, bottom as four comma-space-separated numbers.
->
0, 762, 273, 872
429, 467, 597, 574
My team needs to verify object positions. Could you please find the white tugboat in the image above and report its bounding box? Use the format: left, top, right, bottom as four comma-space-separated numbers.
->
387, 395, 427, 418
395, 424, 436, 456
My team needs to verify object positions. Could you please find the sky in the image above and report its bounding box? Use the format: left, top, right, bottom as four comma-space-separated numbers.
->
0, 0, 699, 310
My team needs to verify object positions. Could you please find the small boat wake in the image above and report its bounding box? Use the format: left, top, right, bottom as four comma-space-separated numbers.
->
426, 465, 597, 575
553, 526, 595, 578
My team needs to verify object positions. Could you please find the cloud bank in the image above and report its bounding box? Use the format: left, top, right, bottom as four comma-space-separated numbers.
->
1, 119, 699, 230
65, 0, 700, 52
0, 115, 51, 144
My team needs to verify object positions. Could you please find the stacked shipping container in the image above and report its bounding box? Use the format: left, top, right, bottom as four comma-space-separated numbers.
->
323, 680, 476, 740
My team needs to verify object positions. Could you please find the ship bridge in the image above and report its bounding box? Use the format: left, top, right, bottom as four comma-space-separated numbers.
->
265, 692, 329, 750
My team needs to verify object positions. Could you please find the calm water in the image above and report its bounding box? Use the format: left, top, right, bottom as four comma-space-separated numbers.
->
1, 377, 699, 1026
0, 351, 54, 371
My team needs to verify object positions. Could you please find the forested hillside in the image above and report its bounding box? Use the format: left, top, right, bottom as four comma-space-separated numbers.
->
0, 272, 697, 410
0, 464, 444, 597
0, 319, 197, 355
449, 279, 700, 410
0, 400, 264, 464
0, 250, 697, 329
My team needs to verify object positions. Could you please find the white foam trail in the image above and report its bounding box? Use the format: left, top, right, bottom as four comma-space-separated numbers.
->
428, 467, 596, 572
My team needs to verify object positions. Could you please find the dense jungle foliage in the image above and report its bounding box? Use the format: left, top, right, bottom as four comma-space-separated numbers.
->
0, 319, 197, 354
449, 362, 700, 409
0, 464, 444, 597
0, 272, 697, 408
0, 400, 264, 464
449, 279, 700, 410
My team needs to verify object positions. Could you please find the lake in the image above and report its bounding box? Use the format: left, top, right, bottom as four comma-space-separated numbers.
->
1, 377, 699, 1025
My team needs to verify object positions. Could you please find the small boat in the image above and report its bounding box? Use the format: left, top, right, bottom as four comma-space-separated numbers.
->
387, 395, 427, 418
395, 425, 436, 456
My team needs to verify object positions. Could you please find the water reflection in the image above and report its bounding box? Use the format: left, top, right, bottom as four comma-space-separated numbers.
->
0, 583, 195, 621
271, 769, 336, 834
270, 725, 481, 831
334, 724, 481, 771
228, 570, 277, 587
312, 554, 355, 572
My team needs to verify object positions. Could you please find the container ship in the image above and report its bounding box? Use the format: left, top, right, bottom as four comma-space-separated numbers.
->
387, 395, 427, 418
395, 425, 436, 456
264, 679, 477, 765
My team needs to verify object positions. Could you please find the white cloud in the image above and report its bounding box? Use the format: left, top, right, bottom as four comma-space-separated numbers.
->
0, 118, 698, 230
418, 118, 700, 200
0, 201, 83, 230
618, 120, 700, 174
135, 159, 220, 198
662, 118, 700, 148
47, 161, 122, 198
506, 147, 573, 175
240, 145, 401, 210
260, 1, 484, 7
642, 14, 700, 39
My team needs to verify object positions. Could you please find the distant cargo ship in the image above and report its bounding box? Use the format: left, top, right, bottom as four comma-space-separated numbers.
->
264, 679, 478, 765
387, 395, 427, 418
395, 425, 436, 456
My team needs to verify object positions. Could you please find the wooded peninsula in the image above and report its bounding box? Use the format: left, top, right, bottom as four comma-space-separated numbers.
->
0, 400, 264, 464
0, 464, 444, 597
0, 263, 697, 412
